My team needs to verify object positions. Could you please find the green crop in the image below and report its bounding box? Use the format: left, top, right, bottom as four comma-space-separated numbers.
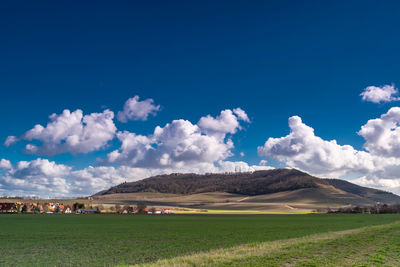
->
0, 214, 398, 266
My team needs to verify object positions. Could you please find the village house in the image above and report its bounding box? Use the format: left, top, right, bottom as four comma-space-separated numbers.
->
162, 208, 173, 214
63, 206, 72, 214
76, 208, 99, 214
0, 203, 17, 213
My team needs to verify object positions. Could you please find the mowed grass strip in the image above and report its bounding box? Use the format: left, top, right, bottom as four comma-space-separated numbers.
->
134, 221, 400, 267
0, 214, 399, 266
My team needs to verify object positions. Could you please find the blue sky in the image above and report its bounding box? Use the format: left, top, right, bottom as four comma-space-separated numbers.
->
2, 1, 400, 197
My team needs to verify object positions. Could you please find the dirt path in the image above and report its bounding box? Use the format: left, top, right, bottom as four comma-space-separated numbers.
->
237, 196, 251, 202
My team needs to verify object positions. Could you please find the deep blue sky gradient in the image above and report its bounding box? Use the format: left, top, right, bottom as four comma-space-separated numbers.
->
1, 0, 400, 169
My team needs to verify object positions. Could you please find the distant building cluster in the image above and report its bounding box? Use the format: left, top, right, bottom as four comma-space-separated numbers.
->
0, 202, 174, 215
327, 203, 400, 214
0, 202, 72, 214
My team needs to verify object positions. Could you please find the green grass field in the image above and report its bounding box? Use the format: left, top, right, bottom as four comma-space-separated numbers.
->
138, 221, 400, 267
0, 214, 399, 266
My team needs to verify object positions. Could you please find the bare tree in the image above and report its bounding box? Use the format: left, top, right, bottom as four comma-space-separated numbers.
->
136, 203, 147, 214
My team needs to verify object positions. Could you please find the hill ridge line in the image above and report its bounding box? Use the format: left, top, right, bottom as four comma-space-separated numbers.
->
93, 168, 400, 206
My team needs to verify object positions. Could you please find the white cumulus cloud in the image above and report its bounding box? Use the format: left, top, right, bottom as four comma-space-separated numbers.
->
258, 116, 375, 177
360, 84, 400, 103
107, 108, 249, 169
198, 109, 249, 140
6, 109, 116, 156
107, 119, 234, 168
0, 159, 12, 170
117, 95, 160, 122
358, 107, 400, 158
233, 108, 250, 122
257, 110, 400, 194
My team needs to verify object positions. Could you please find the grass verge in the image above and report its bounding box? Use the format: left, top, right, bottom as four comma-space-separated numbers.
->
133, 221, 400, 267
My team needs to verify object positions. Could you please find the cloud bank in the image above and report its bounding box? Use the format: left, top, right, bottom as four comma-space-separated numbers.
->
1, 106, 273, 197
6, 89, 400, 197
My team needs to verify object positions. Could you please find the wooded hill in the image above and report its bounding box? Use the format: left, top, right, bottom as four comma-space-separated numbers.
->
94, 169, 400, 205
